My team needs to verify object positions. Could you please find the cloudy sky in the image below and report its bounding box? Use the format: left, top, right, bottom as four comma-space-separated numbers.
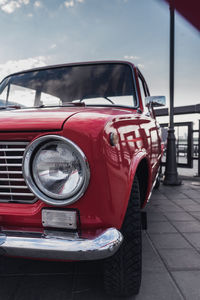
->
0, 0, 199, 108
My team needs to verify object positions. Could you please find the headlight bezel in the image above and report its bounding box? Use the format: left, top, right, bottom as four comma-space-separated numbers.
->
23, 135, 90, 206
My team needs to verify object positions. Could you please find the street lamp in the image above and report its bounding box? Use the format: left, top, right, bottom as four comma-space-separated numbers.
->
163, 1, 181, 185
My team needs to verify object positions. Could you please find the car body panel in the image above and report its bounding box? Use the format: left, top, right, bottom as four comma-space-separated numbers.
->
0, 61, 163, 257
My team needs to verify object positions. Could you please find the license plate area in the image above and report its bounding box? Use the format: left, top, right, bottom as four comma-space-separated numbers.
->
42, 209, 77, 230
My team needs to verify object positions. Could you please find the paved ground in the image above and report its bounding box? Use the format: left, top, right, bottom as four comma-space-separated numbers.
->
1, 180, 200, 300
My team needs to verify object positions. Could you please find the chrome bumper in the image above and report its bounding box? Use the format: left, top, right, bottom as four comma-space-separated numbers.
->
0, 228, 123, 261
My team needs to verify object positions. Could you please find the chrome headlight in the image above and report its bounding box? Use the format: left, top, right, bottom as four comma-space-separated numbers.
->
23, 135, 90, 206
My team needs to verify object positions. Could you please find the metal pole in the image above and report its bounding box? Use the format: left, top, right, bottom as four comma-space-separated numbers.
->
163, 1, 181, 185
198, 120, 200, 177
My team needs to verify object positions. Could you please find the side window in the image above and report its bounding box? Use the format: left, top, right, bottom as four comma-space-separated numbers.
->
138, 76, 151, 115
8, 84, 35, 107
40, 92, 61, 106
0, 85, 8, 106
138, 77, 146, 103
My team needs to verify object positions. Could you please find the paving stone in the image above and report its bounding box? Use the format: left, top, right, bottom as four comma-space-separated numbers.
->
184, 205, 200, 212
163, 190, 189, 199
182, 190, 200, 200
158, 249, 200, 270
164, 212, 195, 221
142, 237, 166, 272
149, 233, 192, 249
191, 198, 200, 204
142, 251, 167, 273
172, 221, 200, 233
147, 221, 177, 234
190, 211, 200, 221
144, 205, 161, 214
170, 199, 197, 206
137, 272, 183, 300
172, 271, 200, 300
157, 204, 185, 212
146, 212, 168, 222
151, 194, 168, 201
183, 233, 200, 249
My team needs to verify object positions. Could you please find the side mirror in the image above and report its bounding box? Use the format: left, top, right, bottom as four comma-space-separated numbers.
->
145, 96, 166, 107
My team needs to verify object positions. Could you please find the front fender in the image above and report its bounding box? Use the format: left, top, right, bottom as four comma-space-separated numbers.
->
120, 151, 152, 227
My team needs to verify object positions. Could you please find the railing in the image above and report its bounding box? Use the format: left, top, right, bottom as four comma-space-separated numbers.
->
155, 105, 200, 177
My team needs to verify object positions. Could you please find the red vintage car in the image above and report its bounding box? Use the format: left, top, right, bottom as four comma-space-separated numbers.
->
0, 61, 165, 297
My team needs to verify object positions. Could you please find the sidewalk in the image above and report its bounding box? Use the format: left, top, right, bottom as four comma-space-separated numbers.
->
1, 180, 200, 300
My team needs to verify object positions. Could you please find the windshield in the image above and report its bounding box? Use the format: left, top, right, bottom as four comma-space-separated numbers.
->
0, 63, 137, 108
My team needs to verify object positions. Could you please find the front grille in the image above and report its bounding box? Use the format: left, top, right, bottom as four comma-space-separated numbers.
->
0, 141, 36, 203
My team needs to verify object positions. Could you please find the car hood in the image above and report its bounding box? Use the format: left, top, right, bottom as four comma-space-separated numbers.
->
0, 107, 87, 132
0, 106, 134, 132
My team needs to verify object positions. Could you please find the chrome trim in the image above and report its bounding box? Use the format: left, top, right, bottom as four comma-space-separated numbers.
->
0, 192, 34, 196
147, 171, 159, 203
23, 135, 90, 206
0, 164, 22, 167
0, 170, 23, 174
0, 140, 36, 203
0, 142, 29, 145
0, 148, 26, 152
0, 156, 23, 159
0, 178, 24, 182
0, 228, 123, 261
0, 185, 28, 189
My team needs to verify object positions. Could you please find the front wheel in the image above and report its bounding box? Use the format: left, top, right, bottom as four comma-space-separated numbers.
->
103, 175, 142, 297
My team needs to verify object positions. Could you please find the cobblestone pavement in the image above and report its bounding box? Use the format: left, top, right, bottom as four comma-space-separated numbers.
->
1, 180, 200, 300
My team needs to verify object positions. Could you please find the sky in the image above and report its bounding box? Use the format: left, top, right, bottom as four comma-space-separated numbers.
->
0, 0, 199, 111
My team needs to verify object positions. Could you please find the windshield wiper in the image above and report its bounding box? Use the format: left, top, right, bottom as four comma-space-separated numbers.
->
36, 102, 85, 108
80, 96, 114, 104
0, 105, 22, 110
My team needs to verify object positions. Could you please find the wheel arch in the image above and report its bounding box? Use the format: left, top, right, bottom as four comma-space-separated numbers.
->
127, 153, 152, 211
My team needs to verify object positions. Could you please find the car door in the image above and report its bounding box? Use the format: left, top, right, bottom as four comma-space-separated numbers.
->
137, 70, 161, 181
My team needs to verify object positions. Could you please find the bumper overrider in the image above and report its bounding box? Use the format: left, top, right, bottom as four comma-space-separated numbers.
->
0, 228, 123, 260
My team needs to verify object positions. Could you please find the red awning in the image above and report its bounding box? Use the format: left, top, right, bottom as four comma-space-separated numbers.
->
165, 0, 200, 31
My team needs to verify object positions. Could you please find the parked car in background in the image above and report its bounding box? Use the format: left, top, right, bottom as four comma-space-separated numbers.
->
0, 61, 165, 297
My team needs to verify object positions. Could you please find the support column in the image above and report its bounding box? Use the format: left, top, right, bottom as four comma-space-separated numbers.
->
163, 1, 181, 185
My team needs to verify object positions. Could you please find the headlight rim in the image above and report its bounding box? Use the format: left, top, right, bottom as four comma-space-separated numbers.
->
23, 135, 90, 206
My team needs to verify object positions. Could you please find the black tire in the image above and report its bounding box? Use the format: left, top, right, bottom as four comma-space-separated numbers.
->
103, 175, 142, 297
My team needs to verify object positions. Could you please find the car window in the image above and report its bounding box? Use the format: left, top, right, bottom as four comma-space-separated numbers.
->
0, 63, 137, 108
138, 75, 151, 115
138, 77, 146, 103
7, 84, 35, 107
40, 92, 61, 106
0, 85, 7, 106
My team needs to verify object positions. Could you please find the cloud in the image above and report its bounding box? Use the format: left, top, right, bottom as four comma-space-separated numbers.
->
64, 0, 84, 8
0, 0, 29, 14
50, 44, 57, 49
64, 0, 74, 8
34, 1, 42, 8
137, 63, 145, 69
124, 55, 140, 60
0, 56, 48, 81
0, 0, 8, 5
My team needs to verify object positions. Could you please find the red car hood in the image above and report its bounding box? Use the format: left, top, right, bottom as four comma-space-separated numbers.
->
0, 106, 134, 132
0, 107, 86, 132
